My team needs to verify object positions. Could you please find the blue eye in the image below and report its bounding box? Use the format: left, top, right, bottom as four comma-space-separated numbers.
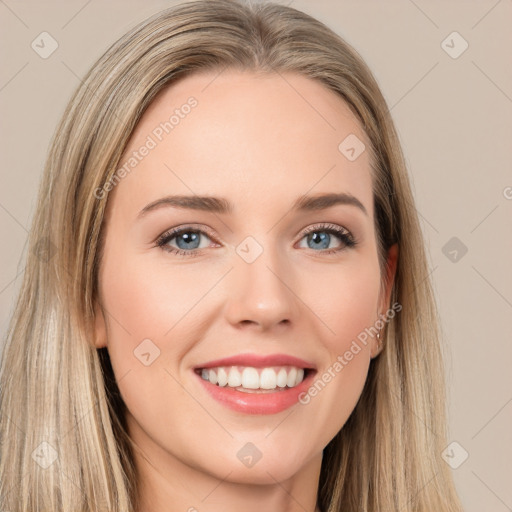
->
156, 226, 214, 257
155, 223, 357, 257
298, 223, 357, 254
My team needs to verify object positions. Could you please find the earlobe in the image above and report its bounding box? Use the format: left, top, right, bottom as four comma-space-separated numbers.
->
93, 298, 108, 349
370, 335, 383, 359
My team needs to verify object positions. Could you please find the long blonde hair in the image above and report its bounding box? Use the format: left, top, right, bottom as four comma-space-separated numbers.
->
0, 1, 463, 510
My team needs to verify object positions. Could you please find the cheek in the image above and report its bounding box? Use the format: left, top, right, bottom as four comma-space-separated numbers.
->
98, 253, 225, 416
304, 253, 381, 352
100, 251, 221, 344
296, 256, 380, 428
99, 261, 196, 442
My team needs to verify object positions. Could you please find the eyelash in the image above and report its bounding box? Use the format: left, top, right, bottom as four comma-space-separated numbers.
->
155, 222, 358, 257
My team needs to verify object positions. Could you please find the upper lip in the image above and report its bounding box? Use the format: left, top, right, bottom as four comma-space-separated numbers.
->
194, 353, 317, 370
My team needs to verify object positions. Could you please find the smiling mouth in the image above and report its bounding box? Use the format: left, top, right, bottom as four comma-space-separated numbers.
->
194, 365, 314, 393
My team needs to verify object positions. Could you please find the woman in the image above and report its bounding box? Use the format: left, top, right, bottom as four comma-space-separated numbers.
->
0, 0, 464, 510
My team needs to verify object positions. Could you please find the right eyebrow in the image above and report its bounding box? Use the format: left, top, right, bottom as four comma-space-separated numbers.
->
137, 195, 233, 218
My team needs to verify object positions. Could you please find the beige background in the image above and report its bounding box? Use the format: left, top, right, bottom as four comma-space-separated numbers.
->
1, 0, 511, 509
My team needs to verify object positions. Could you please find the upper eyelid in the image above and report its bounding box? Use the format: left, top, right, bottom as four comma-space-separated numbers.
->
301, 223, 350, 234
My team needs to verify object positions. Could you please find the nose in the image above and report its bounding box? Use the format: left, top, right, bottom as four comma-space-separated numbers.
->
223, 243, 301, 331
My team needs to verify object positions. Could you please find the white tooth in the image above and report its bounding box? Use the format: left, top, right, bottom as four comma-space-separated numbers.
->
287, 367, 297, 387
260, 368, 277, 389
217, 367, 228, 386
294, 368, 304, 386
208, 369, 218, 385
227, 367, 242, 387
241, 367, 260, 389
201, 369, 209, 381
276, 368, 288, 388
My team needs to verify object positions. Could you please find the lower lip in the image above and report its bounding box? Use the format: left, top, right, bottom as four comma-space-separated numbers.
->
193, 370, 316, 415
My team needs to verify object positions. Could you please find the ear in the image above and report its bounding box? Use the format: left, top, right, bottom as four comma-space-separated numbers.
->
379, 243, 399, 314
93, 298, 108, 349
371, 243, 399, 358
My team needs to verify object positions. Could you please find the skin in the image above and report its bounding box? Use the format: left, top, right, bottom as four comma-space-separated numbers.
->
94, 69, 398, 512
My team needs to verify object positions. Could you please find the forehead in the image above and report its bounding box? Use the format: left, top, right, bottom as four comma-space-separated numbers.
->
109, 69, 374, 220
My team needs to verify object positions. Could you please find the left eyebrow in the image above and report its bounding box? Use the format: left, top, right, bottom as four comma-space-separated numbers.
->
136, 192, 368, 219
293, 192, 368, 216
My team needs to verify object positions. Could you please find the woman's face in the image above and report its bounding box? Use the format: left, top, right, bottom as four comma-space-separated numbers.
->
94, 70, 397, 486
